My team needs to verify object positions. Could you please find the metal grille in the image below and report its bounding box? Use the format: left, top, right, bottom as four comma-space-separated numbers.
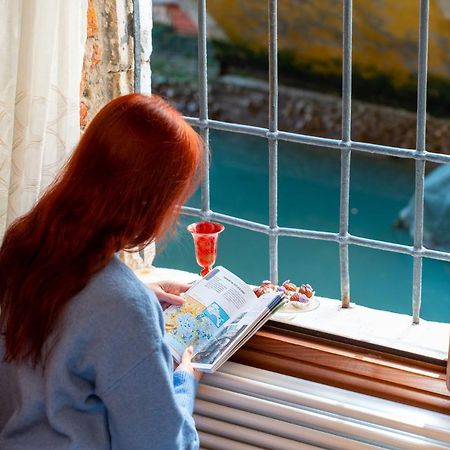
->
156, 0, 450, 324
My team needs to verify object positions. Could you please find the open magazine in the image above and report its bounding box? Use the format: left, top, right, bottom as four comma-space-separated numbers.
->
164, 266, 287, 373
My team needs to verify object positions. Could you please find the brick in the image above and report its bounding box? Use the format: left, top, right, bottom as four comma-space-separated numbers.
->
80, 101, 88, 128
91, 42, 102, 67
87, 0, 98, 37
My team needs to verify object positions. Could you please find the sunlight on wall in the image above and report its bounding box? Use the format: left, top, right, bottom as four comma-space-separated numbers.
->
208, 0, 450, 87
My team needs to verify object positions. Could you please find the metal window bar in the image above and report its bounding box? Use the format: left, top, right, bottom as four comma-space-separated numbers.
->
143, 0, 450, 325
340, 0, 352, 308
412, 0, 430, 324
268, 0, 279, 284
197, 0, 211, 218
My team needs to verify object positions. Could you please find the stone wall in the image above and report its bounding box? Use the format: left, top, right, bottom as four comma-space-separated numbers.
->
153, 75, 450, 156
80, 0, 155, 266
80, 0, 152, 130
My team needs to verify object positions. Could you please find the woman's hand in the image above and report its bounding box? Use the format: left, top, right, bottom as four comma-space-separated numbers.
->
147, 281, 191, 309
175, 346, 202, 381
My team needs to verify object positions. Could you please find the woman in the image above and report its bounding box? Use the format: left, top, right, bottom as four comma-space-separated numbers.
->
0, 94, 203, 449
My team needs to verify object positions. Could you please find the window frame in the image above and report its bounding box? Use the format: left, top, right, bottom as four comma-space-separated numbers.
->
232, 324, 450, 414
142, 0, 450, 407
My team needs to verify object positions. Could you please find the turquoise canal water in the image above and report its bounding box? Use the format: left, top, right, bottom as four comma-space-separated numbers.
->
155, 131, 450, 323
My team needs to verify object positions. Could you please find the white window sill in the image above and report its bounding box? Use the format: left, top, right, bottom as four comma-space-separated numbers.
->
272, 296, 449, 361
136, 266, 449, 361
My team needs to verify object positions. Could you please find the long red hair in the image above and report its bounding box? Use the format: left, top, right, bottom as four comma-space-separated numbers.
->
0, 94, 203, 366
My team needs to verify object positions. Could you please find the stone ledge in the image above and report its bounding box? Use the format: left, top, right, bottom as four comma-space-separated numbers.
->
135, 266, 449, 361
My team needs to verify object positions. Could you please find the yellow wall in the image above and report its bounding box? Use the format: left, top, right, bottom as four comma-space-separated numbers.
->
208, 0, 450, 86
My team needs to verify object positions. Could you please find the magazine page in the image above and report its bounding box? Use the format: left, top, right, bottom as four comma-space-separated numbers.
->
191, 292, 285, 371
163, 266, 258, 361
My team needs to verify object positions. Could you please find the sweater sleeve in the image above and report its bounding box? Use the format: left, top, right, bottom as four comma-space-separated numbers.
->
88, 269, 200, 450
100, 339, 199, 450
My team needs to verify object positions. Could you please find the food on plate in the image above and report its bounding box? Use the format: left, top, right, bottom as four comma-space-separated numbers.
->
254, 279, 315, 310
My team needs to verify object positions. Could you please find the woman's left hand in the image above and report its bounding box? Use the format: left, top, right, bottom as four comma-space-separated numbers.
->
147, 281, 190, 309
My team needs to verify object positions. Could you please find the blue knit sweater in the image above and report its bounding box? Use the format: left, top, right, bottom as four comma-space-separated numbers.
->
0, 256, 199, 450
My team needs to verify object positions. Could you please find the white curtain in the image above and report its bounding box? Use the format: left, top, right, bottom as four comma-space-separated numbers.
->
0, 0, 87, 238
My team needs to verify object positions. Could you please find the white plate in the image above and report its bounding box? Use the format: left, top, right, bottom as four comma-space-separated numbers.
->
276, 297, 320, 314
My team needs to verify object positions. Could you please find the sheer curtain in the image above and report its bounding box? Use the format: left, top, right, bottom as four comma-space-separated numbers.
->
0, 0, 87, 238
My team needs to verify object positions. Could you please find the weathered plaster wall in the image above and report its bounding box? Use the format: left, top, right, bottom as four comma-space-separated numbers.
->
207, 0, 450, 86
80, 0, 152, 129
80, 0, 154, 265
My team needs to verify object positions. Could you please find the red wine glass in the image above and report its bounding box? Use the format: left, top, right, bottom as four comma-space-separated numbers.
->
187, 221, 224, 277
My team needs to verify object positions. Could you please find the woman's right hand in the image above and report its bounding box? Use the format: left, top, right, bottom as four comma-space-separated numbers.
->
175, 346, 202, 381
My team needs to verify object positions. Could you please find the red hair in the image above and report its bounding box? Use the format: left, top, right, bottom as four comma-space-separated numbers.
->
0, 94, 203, 366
